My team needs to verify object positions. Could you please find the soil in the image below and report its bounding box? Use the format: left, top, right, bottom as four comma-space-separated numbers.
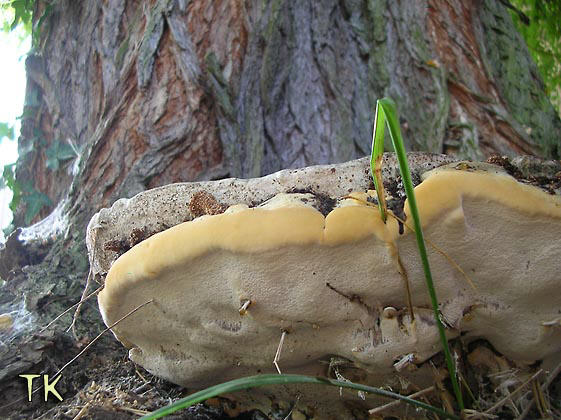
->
1, 328, 269, 420
487, 154, 561, 194
285, 188, 337, 216
3, 321, 558, 419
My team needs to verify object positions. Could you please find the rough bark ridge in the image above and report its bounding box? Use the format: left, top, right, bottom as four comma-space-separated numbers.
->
11, 0, 561, 227
1, 0, 560, 418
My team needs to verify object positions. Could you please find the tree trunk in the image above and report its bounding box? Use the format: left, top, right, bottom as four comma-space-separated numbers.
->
1, 0, 560, 418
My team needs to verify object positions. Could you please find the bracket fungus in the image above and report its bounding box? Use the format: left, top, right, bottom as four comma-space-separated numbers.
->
88, 154, 561, 416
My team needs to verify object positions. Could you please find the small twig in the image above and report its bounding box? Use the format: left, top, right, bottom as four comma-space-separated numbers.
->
72, 402, 90, 420
135, 365, 150, 385
238, 299, 251, 315
516, 361, 561, 420
485, 369, 543, 415
532, 377, 549, 418
368, 385, 435, 415
117, 406, 150, 415
69, 269, 95, 340
133, 382, 151, 394
461, 409, 498, 419
394, 353, 416, 372
460, 371, 478, 409
372, 154, 388, 222
543, 360, 561, 390
394, 250, 415, 321
0, 299, 153, 410
40, 286, 103, 333
56, 299, 154, 379
325, 282, 375, 315
282, 395, 300, 420
273, 330, 287, 374
70, 228, 100, 340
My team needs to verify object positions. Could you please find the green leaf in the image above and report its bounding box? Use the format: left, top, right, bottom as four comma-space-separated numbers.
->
9, 0, 33, 31
3, 223, 15, 238
2, 163, 17, 190
370, 100, 388, 222
2, 163, 21, 212
45, 140, 76, 171
23, 189, 51, 225
0, 122, 15, 140
509, 0, 561, 113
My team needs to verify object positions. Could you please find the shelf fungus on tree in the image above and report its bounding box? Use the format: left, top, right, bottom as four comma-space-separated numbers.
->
89, 154, 561, 414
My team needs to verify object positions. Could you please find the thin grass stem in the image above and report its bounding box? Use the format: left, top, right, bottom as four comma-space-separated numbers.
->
370, 97, 464, 410
140, 374, 460, 420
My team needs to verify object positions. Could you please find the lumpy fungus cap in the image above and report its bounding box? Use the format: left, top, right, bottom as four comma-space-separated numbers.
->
97, 162, 561, 394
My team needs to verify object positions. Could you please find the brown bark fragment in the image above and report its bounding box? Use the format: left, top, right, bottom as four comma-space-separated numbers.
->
426, 0, 538, 158
188, 191, 228, 217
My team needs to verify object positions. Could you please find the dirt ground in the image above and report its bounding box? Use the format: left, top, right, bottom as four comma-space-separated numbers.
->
1, 328, 273, 420
2, 314, 560, 420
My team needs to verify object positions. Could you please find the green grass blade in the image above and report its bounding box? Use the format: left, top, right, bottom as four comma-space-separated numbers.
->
140, 374, 460, 420
370, 101, 388, 222
371, 97, 465, 411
